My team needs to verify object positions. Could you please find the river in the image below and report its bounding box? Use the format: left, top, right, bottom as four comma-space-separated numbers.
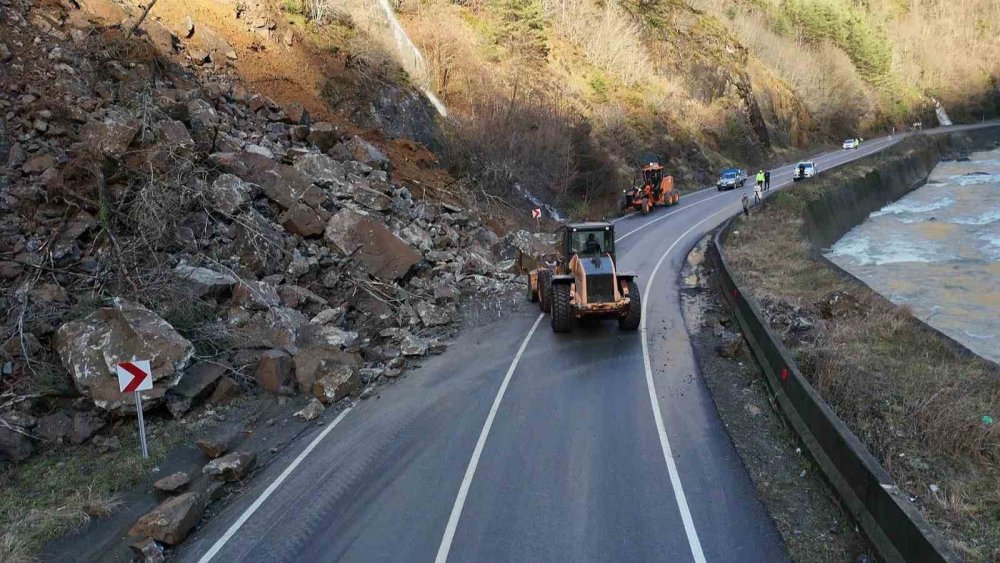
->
825, 147, 1000, 364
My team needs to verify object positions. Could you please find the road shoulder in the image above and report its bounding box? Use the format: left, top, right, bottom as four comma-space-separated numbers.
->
680, 235, 871, 562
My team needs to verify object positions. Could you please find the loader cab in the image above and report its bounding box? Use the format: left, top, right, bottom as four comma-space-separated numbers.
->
565, 223, 616, 261
641, 163, 664, 188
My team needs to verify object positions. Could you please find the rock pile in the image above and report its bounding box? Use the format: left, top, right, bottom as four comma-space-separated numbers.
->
0, 0, 528, 465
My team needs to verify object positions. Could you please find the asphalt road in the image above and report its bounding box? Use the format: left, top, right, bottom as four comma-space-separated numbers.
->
177, 123, 998, 563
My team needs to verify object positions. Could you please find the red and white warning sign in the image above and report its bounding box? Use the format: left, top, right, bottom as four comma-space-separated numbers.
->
532, 208, 542, 219
117, 360, 153, 393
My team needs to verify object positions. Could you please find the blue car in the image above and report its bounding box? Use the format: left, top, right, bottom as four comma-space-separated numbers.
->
717, 168, 747, 191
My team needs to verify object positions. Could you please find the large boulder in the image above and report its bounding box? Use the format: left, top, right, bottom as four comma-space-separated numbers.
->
130, 493, 205, 546
292, 342, 361, 391
79, 115, 141, 158
329, 136, 390, 170
165, 363, 226, 418
173, 265, 237, 300
307, 122, 341, 151
203, 451, 255, 481
230, 209, 285, 276
279, 203, 328, 237
493, 230, 559, 274
0, 413, 34, 462
204, 173, 251, 215
53, 299, 195, 412
210, 151, 315, 210
255, 349, 294, 394
312, 366, 361, 404
324, 209, 421, 281
292, 153, 348, 192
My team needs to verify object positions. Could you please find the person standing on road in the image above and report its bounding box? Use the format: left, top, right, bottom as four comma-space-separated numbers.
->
753, 177, 763, 205
763, 170, 771, 191
741, 192, 750, 216
755, 170, 765, 191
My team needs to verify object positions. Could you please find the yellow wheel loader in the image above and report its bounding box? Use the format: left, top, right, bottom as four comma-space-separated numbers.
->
526, 222, 641, 332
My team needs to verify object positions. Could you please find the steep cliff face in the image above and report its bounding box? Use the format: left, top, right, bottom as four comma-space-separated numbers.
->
89, 0, 999, 218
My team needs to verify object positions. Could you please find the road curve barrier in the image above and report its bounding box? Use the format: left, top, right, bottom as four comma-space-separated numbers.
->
708, 232, 959, 563
703, 129, 1000, 562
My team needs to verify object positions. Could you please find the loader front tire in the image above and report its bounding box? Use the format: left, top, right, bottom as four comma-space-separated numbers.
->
538, 269, 552, 313
641, 198, 651, 215
619, 280, 641, 331
551, 283, 573, 333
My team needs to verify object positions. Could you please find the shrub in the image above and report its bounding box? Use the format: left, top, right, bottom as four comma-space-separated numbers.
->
543, 0, 652, 86
780, 0, 892, 86
490, 0, 549, 58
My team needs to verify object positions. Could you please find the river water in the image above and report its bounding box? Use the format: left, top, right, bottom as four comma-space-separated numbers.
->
826, 148, 1000, 364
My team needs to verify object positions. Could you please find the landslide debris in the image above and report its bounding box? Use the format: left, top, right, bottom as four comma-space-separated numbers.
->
0, 0, 566, 557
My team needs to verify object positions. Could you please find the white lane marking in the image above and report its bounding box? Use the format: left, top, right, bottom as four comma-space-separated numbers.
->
611, 211, 637, 223
435, 313, 546, 563
618, 191, 731, 242
639, 207, 730, 563
197, 407, 354, 563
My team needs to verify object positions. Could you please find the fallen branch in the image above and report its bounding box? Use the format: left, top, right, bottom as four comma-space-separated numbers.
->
126, 0, 158, 37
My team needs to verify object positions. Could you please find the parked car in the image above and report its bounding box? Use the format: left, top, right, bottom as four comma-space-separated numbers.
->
716, 168, 747, 191
842, 138, 860, 149
793, 162, 817, 181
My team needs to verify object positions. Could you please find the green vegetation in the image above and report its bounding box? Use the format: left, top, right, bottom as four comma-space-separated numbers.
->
489, 0, 548, 58
779, 0, 893, 86
0, 421, 188, 560
395, 0, 998, 217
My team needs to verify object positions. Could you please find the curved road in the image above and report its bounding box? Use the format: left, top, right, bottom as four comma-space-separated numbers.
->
178, 124, 996, 562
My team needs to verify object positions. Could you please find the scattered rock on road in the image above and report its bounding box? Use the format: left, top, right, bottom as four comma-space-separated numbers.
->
718, 331, 743, 358
154, 472, 191, 494
294, 398, 325, 421
196, 429, 241, 459
131, 537, 165, 563
203, 450, 256, 481
130, 493, 205, 546
312, 366, 361, 404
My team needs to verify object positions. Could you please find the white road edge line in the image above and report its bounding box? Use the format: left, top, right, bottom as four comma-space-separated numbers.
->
197, 407, 353, 563
435, 313, 546, 563
618, 191, 731, 242
640, 207, 731, 563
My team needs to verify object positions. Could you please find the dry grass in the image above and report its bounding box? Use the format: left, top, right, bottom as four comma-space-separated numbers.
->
542, 0, 652, 86
724, 152, 1000, 560
0, 421, 186, 561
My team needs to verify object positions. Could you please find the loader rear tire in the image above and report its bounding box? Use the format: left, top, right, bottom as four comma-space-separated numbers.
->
619, 280, 641, 331
551, 283, 573, 333
538, 269, 552, 313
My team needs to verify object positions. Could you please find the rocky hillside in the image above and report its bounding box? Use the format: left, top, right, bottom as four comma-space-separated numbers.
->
384, 0, 1000, 214
0, 0, 570, 555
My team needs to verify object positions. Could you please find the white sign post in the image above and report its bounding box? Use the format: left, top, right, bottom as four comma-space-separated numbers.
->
116, 360, 153, 459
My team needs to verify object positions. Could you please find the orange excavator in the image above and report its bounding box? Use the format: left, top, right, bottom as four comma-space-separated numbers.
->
622, 162, 680, 214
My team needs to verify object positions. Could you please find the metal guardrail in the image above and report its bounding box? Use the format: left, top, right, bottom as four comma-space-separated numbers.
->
708, 227, 959, 562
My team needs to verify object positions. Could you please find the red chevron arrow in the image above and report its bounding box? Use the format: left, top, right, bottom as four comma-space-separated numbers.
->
119, 361, 150, 393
